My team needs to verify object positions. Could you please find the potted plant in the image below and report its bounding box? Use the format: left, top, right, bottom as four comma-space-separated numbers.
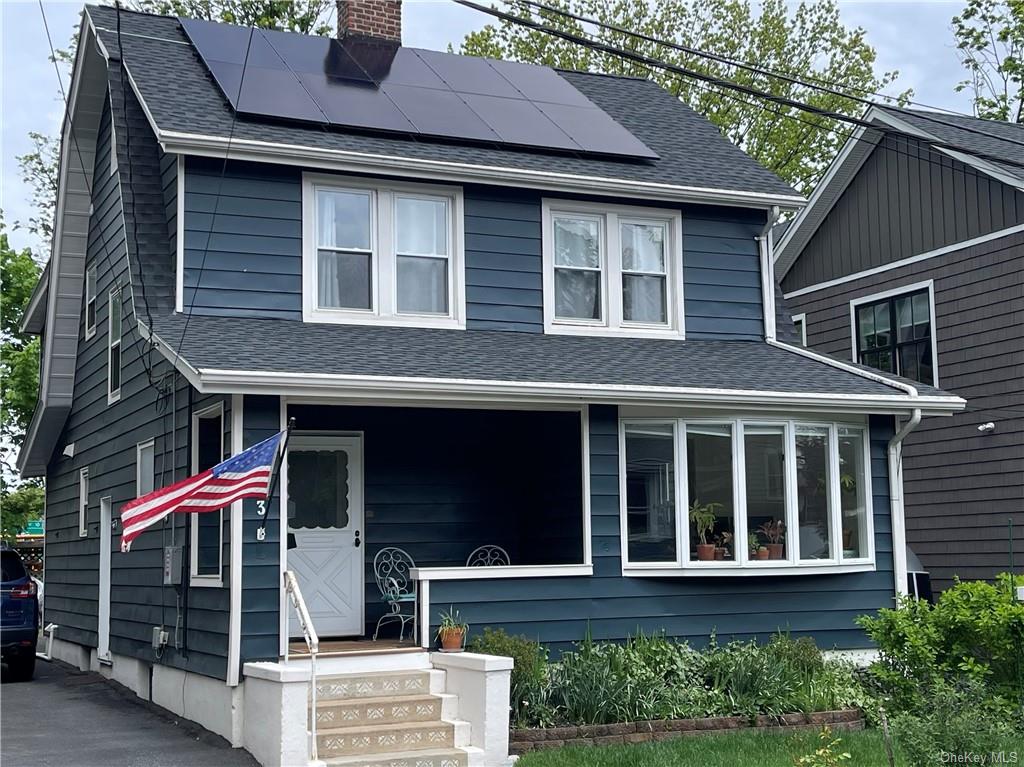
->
689, 500, 719, 561
714, 531, 732, 560
759, 519, 786, 559
755, 545, 770, 560
436, 607, 468, 652
747, 533, 760, 559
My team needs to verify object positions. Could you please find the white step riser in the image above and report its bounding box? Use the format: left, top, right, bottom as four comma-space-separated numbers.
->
317, 696, 443, 726
317, 671, 433, 701
319, 723, 455, 756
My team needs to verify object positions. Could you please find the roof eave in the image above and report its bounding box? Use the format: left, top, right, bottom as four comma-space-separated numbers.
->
20, 263, 50, 335
158, 130, 806, 211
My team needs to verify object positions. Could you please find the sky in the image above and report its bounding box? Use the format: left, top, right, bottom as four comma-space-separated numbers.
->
0, 0, 974, 258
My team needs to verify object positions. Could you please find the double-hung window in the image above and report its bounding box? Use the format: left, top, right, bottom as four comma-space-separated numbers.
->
85, 263, 97, 339
190, 403, 224, 586
852, 282, 936, 386
620, 416, 873, 574
544, 200, 682, 337
304, 176, 464, 328
107, 287, 122, 404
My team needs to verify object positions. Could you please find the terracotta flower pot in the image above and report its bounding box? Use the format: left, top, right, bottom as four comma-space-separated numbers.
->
439, 629, 465, 651
755, 547, 770, 560
714, 548, 726, 561
767, 543, 784, 560
696, 543, 716, 561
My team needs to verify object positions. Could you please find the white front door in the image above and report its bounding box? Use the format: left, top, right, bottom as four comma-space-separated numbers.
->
98, 497, 112, 662
286, 434, 364, 638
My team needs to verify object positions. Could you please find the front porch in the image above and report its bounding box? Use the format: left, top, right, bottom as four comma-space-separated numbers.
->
279, 403, 590, 649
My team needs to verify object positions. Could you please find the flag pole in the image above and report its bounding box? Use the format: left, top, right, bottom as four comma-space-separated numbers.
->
257, 417, 295, 541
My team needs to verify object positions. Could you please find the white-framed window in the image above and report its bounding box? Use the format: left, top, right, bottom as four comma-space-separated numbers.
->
791, 312, 807, 346
302, 174, 465, 329
619, 415, 874, 575
85, 262, 97, 339
542, 199, 684, 338
136, 440, 155, 496
190, 403, 224, 586
107, 287, 122, 404
849, 280, 938, 387
79, 467, 90, 537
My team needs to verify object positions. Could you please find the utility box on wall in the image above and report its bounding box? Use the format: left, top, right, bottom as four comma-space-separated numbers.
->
162, 546, 182, 585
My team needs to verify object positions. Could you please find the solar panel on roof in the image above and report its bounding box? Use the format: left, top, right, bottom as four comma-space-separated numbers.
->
179, 17, 658, 159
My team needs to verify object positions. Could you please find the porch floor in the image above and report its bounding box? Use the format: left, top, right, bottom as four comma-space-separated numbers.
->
289, 638, 420, 658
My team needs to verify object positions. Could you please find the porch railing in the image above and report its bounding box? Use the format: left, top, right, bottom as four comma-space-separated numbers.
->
284, 570, 319, 763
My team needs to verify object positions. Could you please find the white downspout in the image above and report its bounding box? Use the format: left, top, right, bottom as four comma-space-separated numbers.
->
756, 206, 781, 341
888, 408, 921, 598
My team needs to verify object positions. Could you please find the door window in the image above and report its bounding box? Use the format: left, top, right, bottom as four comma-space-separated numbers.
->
288, 450, 350, 529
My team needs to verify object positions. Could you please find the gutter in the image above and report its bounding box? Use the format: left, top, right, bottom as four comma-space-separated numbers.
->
757, 206, 782, 341
888, 408, 922, 599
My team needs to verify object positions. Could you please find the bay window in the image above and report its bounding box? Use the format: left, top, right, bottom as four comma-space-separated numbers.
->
543, 200, 683, 336
303, 175, 464, 328
621, 417, 873, 574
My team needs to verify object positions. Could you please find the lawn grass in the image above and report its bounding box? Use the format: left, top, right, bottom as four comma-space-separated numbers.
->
515, 727, 905, 767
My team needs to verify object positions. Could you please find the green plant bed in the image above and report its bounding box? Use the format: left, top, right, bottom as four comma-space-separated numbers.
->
516, 728, 907, 767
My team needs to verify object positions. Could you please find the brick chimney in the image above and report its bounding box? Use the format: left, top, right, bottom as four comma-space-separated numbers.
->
337, 0, 402, 42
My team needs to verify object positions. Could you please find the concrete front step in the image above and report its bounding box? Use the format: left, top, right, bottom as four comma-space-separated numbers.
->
316, 693, 449, 727
322, 746, 483, 767
319, 721, 457, 757
316, 669, 439, 701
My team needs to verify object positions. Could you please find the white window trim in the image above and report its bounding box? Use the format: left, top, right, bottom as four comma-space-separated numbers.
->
190, 402, 224, 587
791, 312, 807, 346
136, 439, 155, 497
107, 287, 122, 405
618, 415, 875, 576
849, 279, 939, 388
85, 262, 97, 340
301, 173, 466, 330
542, 198, 685, 339
78, 467, 89, 538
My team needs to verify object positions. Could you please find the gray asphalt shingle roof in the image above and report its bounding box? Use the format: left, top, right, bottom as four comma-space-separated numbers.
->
883, 107, 1024, 184
85, 5, 797, 198
148, 313, 948, 397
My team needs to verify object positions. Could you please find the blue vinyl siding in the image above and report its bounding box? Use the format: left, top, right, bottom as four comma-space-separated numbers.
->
182, 158, 302, 320
44, 93, 231, 680
682, 208, 766, 339
426, 408, 896, 653
464, 185, 544, 332
180, 161, 766, 337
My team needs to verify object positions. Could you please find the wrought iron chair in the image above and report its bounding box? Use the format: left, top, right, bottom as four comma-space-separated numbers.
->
465, 545, 511, 567
373, 547, 417, 641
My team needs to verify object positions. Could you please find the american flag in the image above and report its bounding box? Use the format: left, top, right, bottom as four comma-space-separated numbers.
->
120, 430, 285, 552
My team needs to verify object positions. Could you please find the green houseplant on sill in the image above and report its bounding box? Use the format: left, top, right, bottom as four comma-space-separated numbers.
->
437, 607, 469, 652
690, 500, 721, 561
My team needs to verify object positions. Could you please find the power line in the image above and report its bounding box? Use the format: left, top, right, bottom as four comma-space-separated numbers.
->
510, 0, 986, 121
453, 0, 1024, 167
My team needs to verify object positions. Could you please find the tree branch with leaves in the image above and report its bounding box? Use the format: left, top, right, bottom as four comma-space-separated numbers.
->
953, 0, 1024, 122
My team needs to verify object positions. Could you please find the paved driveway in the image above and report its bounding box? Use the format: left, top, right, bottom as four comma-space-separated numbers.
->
1, 660, 258, 767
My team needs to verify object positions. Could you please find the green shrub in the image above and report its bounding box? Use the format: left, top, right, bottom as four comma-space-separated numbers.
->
468, 628, 553, 727
890, 677, 1024, 766
857, 573, 1024, 711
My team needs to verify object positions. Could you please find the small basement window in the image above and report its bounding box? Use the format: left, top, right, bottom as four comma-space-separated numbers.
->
620, 416, 874, 575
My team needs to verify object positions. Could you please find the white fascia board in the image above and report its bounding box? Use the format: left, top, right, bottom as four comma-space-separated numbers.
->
189, 366, 964, 415
409, 564, 593, 581
159, 130, 806, 211
20, 265, 50, 335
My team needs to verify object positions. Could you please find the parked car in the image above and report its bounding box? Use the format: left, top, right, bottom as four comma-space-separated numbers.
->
1, 546, 39, 681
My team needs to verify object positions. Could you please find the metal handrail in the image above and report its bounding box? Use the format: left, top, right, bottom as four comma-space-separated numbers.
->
284, 571, 319, 762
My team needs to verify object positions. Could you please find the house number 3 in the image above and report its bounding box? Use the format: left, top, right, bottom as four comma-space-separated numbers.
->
256, 500, 266, 517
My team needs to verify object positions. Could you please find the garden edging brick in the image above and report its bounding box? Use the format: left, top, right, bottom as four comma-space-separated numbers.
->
508, 709, 864, 754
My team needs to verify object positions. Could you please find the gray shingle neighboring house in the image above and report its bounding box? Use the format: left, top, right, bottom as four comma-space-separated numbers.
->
18, 5, 962, 765
776, 105, 1023, 592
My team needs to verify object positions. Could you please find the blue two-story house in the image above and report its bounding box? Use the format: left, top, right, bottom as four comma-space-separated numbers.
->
17, 3, 964, 765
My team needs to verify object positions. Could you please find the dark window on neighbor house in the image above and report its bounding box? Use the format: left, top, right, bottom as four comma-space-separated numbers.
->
85, 263, 97, 338
192, 406, 224, 580
855, 288, 934, 385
